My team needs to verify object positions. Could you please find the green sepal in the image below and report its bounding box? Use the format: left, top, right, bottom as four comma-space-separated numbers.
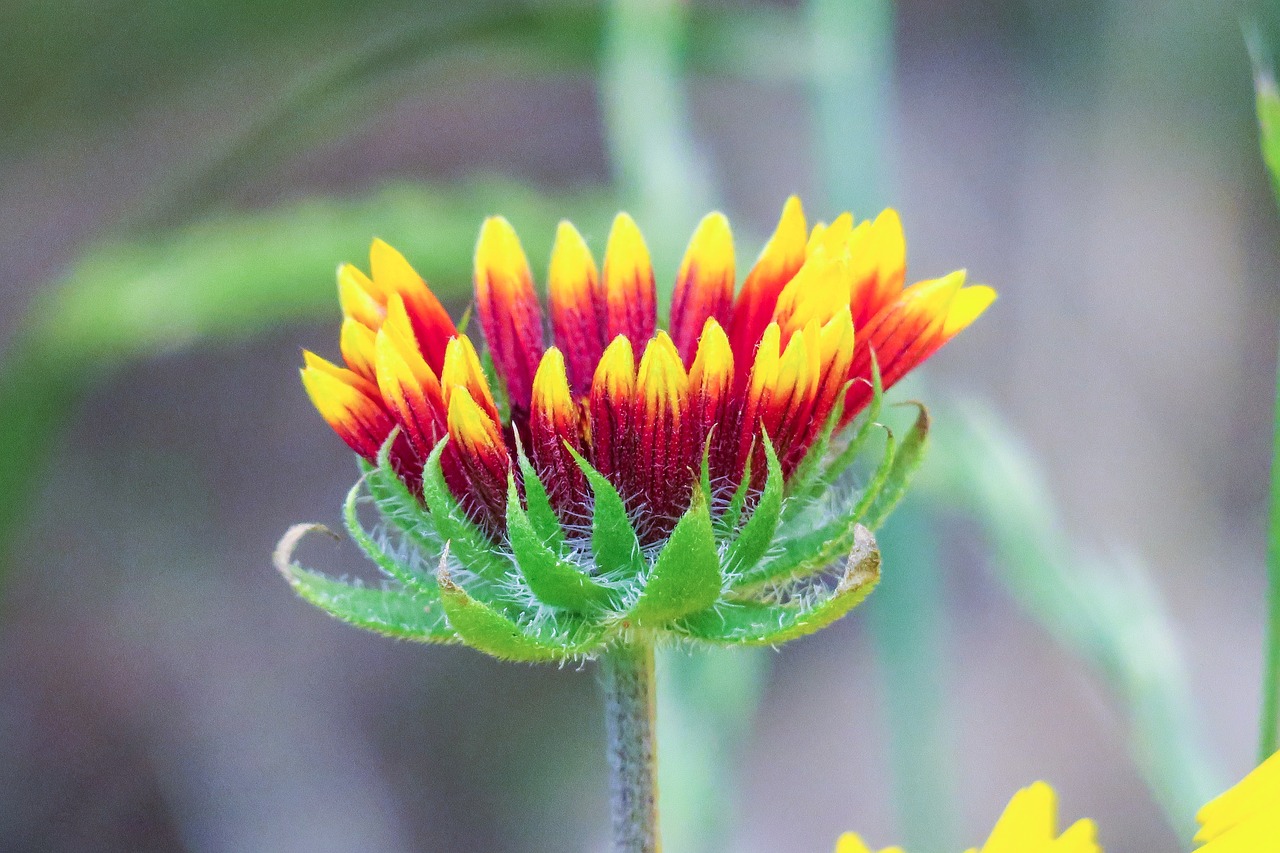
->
479, 346, 511, 425
343, 479, 439, 596
274, 523, 455, 643
437, 563, 604, 662
514, 441, 564, 547
566, 445, 642, 580
861, 403, 930, 531
674, 526, 880, 646
420, 438, 509, 581
734, 425, 894, 594
716, 446, 755, 541
362, 433, 440, 558
505, 474, 616, 612
723, 433, 783, 577
627, 486, 723, 625
817, 352, 884, 490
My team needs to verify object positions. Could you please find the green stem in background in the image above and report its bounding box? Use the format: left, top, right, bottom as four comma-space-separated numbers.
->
1249, 26, 1280, 765
866, 497, 959, 853
600, 639, 661, 853
1260, 334, 1280, 762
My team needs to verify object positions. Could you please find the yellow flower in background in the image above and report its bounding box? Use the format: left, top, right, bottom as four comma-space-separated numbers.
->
834, 782, 1099, 853
1194, 749, 1280, 850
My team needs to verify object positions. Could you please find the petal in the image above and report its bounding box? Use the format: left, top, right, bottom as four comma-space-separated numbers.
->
980, 782, 1058, 853
370, 238, 458, 372
339, 316, 378, 381
441, 333, 501, 426
548, 220, 608, 395
474, 216, 546, 416
770, 246, 854, 344
634, 332, 693, 537
847, 208, 907, 326
736, 322, 782, 483
301, 353, 395, 462
374, 321, 446, 460
728, 195, 808, 375
688, 318, 736, 493
337, 263, 384, 329
601, 212, 656, 348
446, 387, 511, 532
587, 335, 638, 501
670, 212, 735, 366
529, 347, 589, 522
843, 270, 973, 420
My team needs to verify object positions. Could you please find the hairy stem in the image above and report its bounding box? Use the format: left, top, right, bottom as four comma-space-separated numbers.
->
601, 638, 660, 853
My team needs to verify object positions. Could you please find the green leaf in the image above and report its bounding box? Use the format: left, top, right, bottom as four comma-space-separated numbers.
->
566, 446, 642, 580
343, 479, 439, 596
1251, 35, 1280, 206
505, 475, 615, 613
675, 525, 879, 645
716, 446, 755, 540
420, 438, 509, 581
437, 564, 603, 662
274, 523, 455, 643
628, 487, 723, 625
514, 443, 565, 547
360, 434, 441, 559
816, 352, 884, 490
862, 404, 930, 531
723, 433, 784, 577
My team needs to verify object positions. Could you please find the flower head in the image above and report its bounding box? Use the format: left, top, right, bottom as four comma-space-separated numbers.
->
278, 198, 993, 660
835, 782, 1099, 853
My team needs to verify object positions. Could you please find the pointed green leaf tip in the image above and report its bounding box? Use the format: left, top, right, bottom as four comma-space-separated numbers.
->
436, 551, 602, 662
676, 525, 881, 646
566, 444, 642, 579
627, 486, 723, 625
863, 403, 930, 530
505, 473, 616, 612
724, 433, 783, 576
274, 523, 455, 643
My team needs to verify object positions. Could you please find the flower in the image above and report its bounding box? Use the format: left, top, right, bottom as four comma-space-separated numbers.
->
1194, 748, 1280, 849
834, 782, 1099, 853
277, 198, 994, 660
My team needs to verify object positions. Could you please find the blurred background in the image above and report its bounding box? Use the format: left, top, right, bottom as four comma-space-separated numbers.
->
1, 1, 1277, 851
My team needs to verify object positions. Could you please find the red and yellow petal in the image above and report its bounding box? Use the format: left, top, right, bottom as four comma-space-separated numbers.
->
688, 318, 736, 492
634, 332, 693, 536
445, 387, 511, 532
728, 196, 808, 376
843, 270, 995, 419
600, 213, 656, 350
549, 220, 608, 396
474, 216, 546, 416
588, 335, 638, 498
369, 238, 458, 373
847, 208, 906, 327
301, 351, 396, 462
440, 334, 501, 427
529, 347, 589, 521
669, 212, 734, 367
374, 301, 447, 460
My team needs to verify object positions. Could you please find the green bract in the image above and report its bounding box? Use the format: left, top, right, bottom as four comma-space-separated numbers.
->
275, 379, 929, 662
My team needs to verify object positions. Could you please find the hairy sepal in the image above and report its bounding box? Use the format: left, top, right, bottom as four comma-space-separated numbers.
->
514, 443, 565, 546
723, 433, 784, 578
274, 523, 455, 643
344, 479, 440, 596
421, 437, 509, 581
861, 403, 930, 530
437, 560, 603, 662
566, 445, 643, 581
675, 526, 880, 645
363, 435, 440, 558
627, 486, 723, 626
505, 474, 616, 613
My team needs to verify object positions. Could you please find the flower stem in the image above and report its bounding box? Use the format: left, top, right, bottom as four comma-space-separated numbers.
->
601, 638, 660, 853
1260, 339, 1280, 762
